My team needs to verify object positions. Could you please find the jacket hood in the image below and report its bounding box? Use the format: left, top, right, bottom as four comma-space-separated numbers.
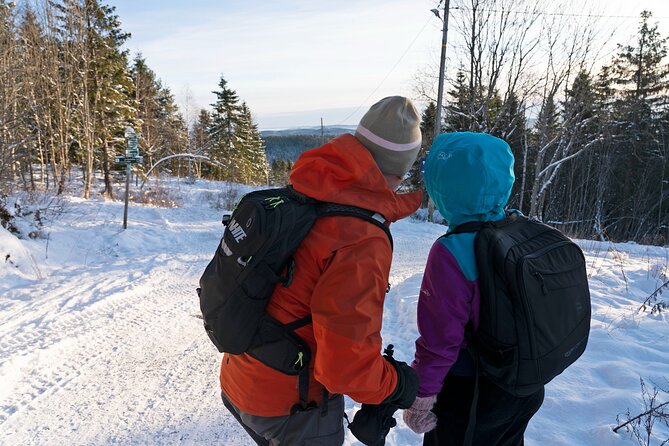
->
289, 134, 421, 222
424, 132, 515, 227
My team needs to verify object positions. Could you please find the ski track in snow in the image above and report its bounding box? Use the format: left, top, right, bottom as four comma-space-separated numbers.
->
0, 182, 252, 445
1, 179, 668, 445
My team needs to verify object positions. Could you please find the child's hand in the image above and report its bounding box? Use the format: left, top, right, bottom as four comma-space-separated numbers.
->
402, 395, 438, 434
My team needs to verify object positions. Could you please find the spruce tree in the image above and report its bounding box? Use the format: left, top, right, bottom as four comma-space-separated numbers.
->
189, 109, 212, 178
528, 93, 559, 218
83, 0, 136, 198
130, 54, 161, 167
545, 71, 601, 233
495, 92, 528, 212
405, 102, 436, 201
155, 84, 188, 175
237, 102, 268, 185
130, 55, 187, 175
191, 109, 212, 151
446, 70, 474, 131
208, 75, 240, 181
606, 11, 669, 241
269, 159, 292, 186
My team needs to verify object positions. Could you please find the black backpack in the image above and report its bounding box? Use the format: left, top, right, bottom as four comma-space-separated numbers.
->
197, 186, 392, 411
447, 212, 591, 397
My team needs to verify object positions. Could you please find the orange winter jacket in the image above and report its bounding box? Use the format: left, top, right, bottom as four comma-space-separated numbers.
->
219, 134, 421, 416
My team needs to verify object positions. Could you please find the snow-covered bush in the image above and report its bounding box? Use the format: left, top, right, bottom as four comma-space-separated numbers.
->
0, 191, 64, 239
204, 183, 244, 212
131, 185, 182, 208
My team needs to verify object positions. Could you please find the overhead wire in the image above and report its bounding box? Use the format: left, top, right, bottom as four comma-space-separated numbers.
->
340, 1, 668, 126
449, 6, 669, 20
336, 13, 435, 125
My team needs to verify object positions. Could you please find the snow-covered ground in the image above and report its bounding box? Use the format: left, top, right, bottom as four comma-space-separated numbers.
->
1, 177, 668, 446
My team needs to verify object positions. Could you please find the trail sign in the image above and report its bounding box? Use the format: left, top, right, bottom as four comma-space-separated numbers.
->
115, 156, 143, 164
118, 127, 143, 229
125, 127, 139, 158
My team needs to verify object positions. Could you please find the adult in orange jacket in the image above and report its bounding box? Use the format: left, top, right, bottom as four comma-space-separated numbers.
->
219, 96, 423, 445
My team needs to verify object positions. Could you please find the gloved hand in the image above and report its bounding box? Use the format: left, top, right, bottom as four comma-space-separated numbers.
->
348, 345, 419, 445
349, 402, 398, 446
403, 395, 438, 434
382, 345, 419, 409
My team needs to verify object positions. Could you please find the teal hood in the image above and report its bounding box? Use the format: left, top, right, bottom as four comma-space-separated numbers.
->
424, 132, 515, 227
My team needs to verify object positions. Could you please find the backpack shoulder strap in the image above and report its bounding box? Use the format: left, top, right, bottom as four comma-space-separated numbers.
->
286, 184, 394, 250
446, 220, 485, 236
285, 184, 315, 204
316, 202, 393, 250
441, 211, 524, 238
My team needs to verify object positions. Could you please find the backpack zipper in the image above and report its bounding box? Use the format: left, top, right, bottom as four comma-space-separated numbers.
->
532, 262, 585, 295
516, 240, 572, 358
534, 271, 547, 295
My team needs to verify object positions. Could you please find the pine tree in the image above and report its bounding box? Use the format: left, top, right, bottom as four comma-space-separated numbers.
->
155, 84, 188, 175
269, 159, 292, 186
130, 56, 187, 176
237, 102, 268, 185
528, 93, 559, 218
84, 0, 136, 198
188, 109, 212, 178
446, 70, 474, 131
610, 11, 669, 114
191, 109, 211, 151
606, 11, 669, 241
495, 92, 528, 212
544, 71, 601, 233
446, 69, 504, 133
50, 0, 137, 198
208, 74, 240, 180
130, 54, 161, 167
405, 102, 436, 201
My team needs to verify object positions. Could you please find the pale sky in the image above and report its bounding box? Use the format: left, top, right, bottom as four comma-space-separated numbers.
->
110, 0, 669, 130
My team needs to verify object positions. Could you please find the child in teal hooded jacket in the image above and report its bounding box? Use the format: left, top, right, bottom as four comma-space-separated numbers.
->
403, 132, 545, 445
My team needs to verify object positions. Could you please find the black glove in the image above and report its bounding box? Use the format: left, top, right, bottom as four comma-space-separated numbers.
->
348, 345, 419, 446
349, 402, 398, 446
382, 345, 419, 409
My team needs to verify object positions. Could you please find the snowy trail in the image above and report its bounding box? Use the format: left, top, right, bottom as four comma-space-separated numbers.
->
0, 184, 253, 445
1, 179, 668, 445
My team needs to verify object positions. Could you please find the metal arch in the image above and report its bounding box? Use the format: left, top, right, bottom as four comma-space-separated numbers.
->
140, 153, 226, 189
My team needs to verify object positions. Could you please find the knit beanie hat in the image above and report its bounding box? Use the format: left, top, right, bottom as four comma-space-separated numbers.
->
354, 96, 422, 177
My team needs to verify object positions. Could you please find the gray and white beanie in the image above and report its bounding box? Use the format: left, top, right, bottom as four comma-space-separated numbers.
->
354, 96, 422, 177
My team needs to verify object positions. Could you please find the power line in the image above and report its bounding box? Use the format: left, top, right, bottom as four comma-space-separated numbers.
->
340, 2, 668, 127
450, 6, 669, 21
337, 14, 434, 125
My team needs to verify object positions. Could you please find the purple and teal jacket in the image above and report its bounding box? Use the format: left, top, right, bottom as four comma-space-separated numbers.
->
412, 132, 516, 398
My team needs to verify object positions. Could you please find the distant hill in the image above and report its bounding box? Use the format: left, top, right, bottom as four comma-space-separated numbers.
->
262, 126, 356, 162
261, 125, 355, 137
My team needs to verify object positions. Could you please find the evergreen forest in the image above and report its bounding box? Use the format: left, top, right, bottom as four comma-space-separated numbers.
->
1, 1, 669, 244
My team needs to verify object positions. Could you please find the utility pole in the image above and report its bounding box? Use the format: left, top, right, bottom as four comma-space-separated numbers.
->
433, 0, 451, 140
428, 1, 451, 222
321, 117, 325, 145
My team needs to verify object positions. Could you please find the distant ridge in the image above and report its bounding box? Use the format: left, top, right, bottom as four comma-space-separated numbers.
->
261, 125, 356, 137
262, 126, 357, 162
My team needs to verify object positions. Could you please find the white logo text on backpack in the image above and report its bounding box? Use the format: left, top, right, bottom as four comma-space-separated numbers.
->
228, 219, 247, 243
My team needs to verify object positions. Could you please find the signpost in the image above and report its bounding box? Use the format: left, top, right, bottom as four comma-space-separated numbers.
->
118, 127, 144, 229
